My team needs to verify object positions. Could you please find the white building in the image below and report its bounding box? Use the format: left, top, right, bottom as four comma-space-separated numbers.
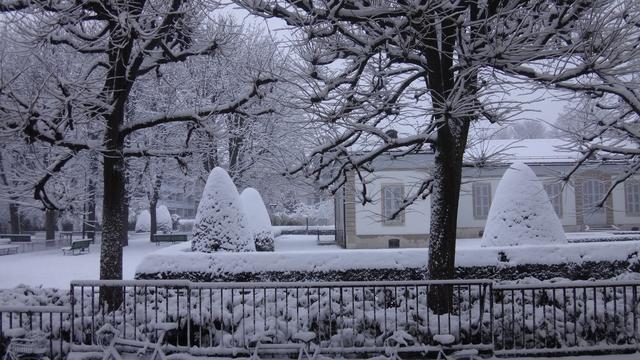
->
334, 139, 640, 249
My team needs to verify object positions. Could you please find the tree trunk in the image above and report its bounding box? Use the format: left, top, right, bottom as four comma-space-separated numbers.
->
100, 154, 126, 310
149, 199, 157, 242
9, 202, 20, 234
45, 209, 56, 240
427, 127, 467, 314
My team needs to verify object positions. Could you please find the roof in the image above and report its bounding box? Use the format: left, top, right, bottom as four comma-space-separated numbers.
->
464, 139, 581, 164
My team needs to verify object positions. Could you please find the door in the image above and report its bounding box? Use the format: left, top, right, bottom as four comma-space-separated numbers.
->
582, 179, 607, 225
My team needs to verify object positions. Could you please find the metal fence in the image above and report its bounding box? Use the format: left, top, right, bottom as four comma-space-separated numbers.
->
69, 279, 493, 356
0, 305, 70, 359
1, 279, 640, 358
493, 280, 640, 357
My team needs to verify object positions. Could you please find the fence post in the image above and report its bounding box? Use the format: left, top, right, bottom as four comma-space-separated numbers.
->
489, 282, 494, 349
187, 285, 191, 349
70, 283, 75, 345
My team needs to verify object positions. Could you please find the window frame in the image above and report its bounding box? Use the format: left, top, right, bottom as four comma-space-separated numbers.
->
625, 179, 640, 216
472, 182, 492, 220
543, 182, 564, 218
381, 183, 405, 226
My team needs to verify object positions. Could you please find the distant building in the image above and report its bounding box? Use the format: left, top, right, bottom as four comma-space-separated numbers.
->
334, 139, 640, 249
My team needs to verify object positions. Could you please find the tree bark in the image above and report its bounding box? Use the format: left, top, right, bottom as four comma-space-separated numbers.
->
417, 11, 474, 313
427, 122, 469, 314
149, 199, 157, 242
45, 209, 56, 240
100, 154, 126, 310
9, 202, 20, 234
86, 179, 97, 241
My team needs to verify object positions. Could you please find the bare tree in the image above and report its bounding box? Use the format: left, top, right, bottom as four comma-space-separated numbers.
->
237, 0, 598, 312
496, 0, 640, 206
0, 1, 274, 308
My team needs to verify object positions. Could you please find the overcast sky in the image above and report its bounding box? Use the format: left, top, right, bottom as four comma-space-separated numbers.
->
222, 4, 574, 132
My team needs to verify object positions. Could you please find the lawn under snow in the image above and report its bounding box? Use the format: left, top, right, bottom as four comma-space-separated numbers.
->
0, 233, 335, 289
2, 231, 640, 289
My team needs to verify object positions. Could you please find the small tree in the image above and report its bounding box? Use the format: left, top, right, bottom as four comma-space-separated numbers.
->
192, 167, 254, 252
482, 162, 567, 247
240, 188, 274, 251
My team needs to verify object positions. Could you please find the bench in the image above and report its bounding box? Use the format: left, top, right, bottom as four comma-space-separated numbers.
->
0, 234, 31, 242
61, 239, 91, 255
0, 244, 19, 255
152, 233, 188, 244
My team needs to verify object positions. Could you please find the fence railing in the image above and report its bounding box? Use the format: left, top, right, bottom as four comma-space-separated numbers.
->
0, 305, 70, 359
69, 279, 493, 356
2, 279, 640, 358
493, 280, 640, 356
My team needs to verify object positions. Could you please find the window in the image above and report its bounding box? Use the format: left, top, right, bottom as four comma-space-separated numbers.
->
625, 180, 640, 216
472, 182, 491, 219
382, 184, 404, 225
544, 182, 563, 217
388, 238, 400, 248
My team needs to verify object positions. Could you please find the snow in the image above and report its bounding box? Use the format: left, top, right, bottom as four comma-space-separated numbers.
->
465, 139, 580, 163
0, 234, 333, 289
240, 188, 274, 251
134, 206, 172, 233
156, 205, 172, 232
136, 238, 640, 276
482, 162, 567, 247
0, 233, 159, 288
134, 210, 150, 232
63, 354, 640, 360
191, 167, 255, 253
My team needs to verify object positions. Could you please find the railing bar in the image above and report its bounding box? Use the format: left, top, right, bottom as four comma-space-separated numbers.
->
532, 288, 536, 349
511, 289, 515, 350
394, 286, 398, 332
199, 288, 203, 347
80, 286, 84, 345
242, 287, 246, 348
521, 289, 525, 349
221, 288, 225, 348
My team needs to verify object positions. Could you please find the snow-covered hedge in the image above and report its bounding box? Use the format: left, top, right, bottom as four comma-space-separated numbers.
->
136, 240, 640, 282
240, 188, 274, 251
482, 162, 567, 247
191, 167, 254, 253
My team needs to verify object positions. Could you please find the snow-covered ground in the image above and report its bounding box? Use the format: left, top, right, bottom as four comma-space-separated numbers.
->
2, 231, 640, 289
66, 353, 640, 360
0, 233, 334, 289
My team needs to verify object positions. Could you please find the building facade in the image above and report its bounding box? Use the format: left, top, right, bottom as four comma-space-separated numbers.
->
334, 139, 640, 249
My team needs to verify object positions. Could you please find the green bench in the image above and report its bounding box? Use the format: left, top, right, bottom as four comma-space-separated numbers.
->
0, 234, 31, 242
152, 234, 188, 244
61, 239, 92, 255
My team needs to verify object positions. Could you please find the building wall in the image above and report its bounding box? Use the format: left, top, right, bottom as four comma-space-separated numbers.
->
612, 176, 640, 229
341, 163, 640, 249
344, 170, 431, 249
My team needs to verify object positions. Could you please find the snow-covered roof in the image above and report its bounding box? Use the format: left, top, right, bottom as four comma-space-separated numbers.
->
464, 139, 580, 164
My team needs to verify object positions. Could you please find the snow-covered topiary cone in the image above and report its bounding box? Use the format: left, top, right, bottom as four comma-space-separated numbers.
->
135, 210, 151, 232
156, 205, 172, 232
240, 187, 274, 251
481, 162, 567, 247
191, 167, 255, 252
